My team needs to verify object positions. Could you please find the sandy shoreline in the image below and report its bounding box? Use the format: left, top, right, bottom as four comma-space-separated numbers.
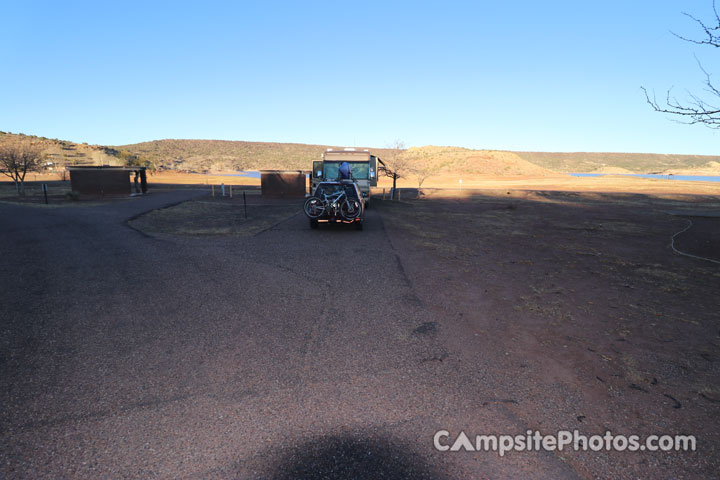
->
8, 170, 720, 196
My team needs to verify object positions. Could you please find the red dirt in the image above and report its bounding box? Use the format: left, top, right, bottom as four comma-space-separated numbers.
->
378, 189, 720, 479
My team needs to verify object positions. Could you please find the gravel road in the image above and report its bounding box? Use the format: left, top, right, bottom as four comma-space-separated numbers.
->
1, 191, 578, 479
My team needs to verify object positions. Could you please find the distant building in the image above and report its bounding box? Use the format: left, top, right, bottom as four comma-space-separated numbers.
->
67, 166, 147, 195
260, 170, 308, 196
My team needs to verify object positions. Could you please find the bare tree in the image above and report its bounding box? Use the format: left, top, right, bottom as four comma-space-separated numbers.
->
380, 140, 410, 200
406, 149, 435, 189
116, 149, 157, 173
643, 1, 720, 127
0, 141, 45, 195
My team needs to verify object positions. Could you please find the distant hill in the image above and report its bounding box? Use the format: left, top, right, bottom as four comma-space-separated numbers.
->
120, 140, 720, 175
664, 161, 720, 176
118, 140, 552, 176
117, 139, 393, 172
513, 151, 720, 174
0, 132, 122, 168
589, 166, 635, 174
403, 146, 551, 176
2, 131, 719, 176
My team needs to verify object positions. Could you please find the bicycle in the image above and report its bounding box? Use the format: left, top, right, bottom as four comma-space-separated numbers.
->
304, 188, 362, 221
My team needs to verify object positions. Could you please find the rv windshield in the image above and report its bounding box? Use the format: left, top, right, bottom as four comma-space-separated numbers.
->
324, 162, 369, 180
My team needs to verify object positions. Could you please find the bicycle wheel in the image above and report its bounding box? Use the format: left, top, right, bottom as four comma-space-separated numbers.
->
340, 198, 362, 220
304, 197, 326, 219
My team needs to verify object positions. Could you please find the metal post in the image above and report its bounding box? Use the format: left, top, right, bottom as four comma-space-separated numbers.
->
382, 188, 386, 200
42, 183, 48, 204
229, 185, 233, 198
211, 185, 215, 197
221, 183, 226, 197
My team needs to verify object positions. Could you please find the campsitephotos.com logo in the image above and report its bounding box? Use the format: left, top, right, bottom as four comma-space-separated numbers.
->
433, 430, 696, 457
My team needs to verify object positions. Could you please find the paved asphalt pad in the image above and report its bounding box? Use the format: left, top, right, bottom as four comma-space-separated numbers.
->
1, 192, 577, 479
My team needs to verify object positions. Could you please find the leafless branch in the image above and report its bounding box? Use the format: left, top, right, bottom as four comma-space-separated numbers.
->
672, 0, 720, 47
642, 86, 720, 127
380, 140, 408, 179
645, 1, 720, 127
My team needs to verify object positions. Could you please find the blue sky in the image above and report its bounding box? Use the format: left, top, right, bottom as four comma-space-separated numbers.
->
1, 0, 718, 154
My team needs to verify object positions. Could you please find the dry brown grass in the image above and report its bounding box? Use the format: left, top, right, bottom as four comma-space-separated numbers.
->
147, 171, 262, 186
375, 174, 720, 195
129, 199, 299, 236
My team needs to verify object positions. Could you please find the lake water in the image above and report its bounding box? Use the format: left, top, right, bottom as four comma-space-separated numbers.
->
570, 173, 720, 182
192, 171, 720, 182
195, 171, 313, 179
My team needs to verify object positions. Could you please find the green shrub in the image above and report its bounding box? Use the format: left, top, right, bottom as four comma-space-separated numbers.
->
65, 191, 80, 201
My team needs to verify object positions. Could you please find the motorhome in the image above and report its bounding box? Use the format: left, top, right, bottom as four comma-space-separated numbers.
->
311, 148, 384, 206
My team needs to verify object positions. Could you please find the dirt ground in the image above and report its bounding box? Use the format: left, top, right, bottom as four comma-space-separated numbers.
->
122, 184, 720, 477
16, 171, 260, 186
7, 171, 718, 203
376, 189, 720, 478
147, 170, 719, 196
376, 174, 720, 196
128, 195, 300, 237
2, 176, 719, 478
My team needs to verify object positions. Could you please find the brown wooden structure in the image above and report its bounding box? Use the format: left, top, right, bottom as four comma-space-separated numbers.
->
260, 170, 307, 196
68, 166, 147, 195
